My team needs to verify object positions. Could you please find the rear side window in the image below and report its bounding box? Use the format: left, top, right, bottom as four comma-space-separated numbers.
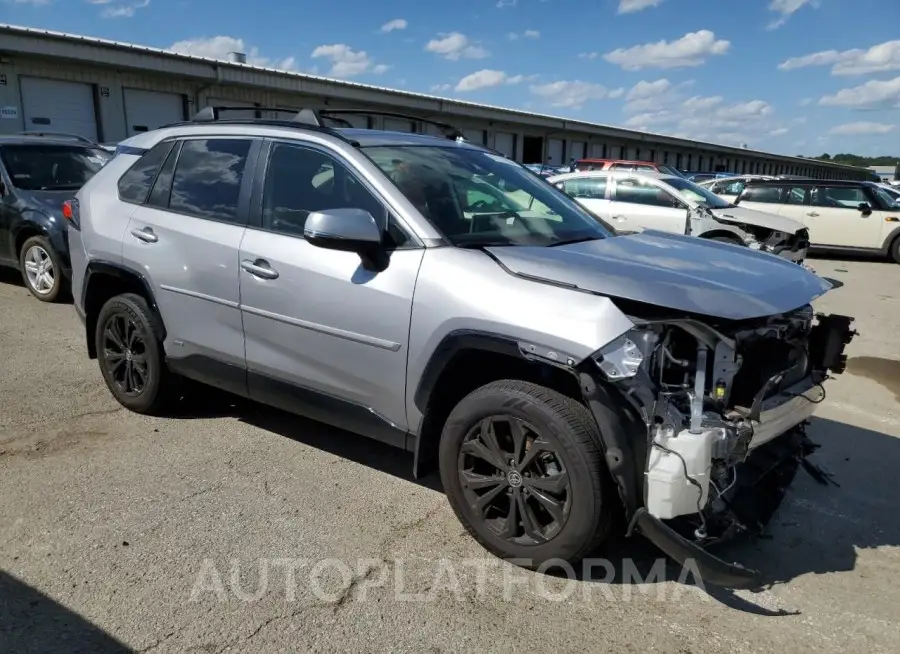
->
810, 186, 867, 209
741, 185, 784, 204
117, 141, 175, 204
168, 139, 252, 223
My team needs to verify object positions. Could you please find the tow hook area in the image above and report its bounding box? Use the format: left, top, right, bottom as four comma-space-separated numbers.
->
630, 509, 764, 590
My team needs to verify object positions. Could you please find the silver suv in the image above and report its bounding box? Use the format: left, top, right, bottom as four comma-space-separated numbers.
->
68, 107, 855, 589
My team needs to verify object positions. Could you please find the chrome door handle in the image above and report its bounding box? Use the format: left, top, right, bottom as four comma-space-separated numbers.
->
806, 212, 820, 217
130, 227, 158, 243
241, 259, 279, 280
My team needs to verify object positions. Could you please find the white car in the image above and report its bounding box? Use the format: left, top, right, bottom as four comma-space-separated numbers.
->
735, 179, 900, 263
548, 170, 809, 263
876, 182, 900, 204
698, 175, 776, 203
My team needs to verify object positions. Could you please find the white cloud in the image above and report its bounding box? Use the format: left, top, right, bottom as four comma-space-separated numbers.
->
829, 121, 895, 135
497, 0, 517, 6
11, 0, 52, 5
617, 0, 663, 14
608, 87, 625, 98
603, 30, 730, 70
768, 127, 790, 137
98, 0, 149, 18
508, 30, 539, 41
311, 44, 388, 78
169, 36, 296, 70
778, 40, 900, 76
819, 76, 900, 109
578, 52, 600, 60
431, 83, 453, 93
767, 0, 819, 30
530, 81, 612, 109
380, 18, 407, 33
454, 70, 533, 91
617, 78, 781, 145
425, 32, 490, 60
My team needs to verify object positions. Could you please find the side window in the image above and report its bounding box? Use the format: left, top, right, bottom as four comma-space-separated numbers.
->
719, 180, 745, 195
616, 177, 680, 208
562, 177, 607, 199
634, 164, 656, 172
810, 186, 867, 209
741, 185, 784, 204
262, 142, 410, 246
168, 139, 252, 223
117, 141, 175, 204
786, 187, 808, 205
610, 163, 635, 172
146, 141, 181, 208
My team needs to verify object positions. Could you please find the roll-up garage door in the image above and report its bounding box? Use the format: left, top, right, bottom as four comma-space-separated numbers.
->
20, 77, 98, 141
589, 143, 605, 158
123, 89, 185, 136
547, 138, 564, 165
569, 141, 586, 160
494, 132, 515, 158
207, 98, 257, 119
383, 117, 415, 132
463, 129, 485, 145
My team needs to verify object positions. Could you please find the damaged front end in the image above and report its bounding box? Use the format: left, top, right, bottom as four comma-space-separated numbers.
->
739, 226, 810, 265
579, 306, 856, 589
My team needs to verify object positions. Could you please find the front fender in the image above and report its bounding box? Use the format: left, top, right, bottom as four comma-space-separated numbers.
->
405, 247, 635, 434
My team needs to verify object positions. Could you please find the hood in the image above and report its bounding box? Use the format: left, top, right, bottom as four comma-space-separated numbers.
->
485, 231, 831, 321
709, 205, 804, 234
18, 189, 77, 216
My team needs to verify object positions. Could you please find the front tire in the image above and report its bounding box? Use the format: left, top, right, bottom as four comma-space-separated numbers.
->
95, 293, 173, 415
19, 235, 65, 302
439, 380, 613, 569
890, 236, 900, 264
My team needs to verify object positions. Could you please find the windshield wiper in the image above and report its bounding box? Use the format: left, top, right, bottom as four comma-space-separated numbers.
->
549, 235, 604, 247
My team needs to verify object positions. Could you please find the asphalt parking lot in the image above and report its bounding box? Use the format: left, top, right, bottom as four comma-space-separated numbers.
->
1, 257, 899, 653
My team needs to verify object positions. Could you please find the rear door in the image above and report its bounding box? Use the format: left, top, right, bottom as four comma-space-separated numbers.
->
608, 175, 688, 234
121, 136, 259, 389
806, 185, 883, 248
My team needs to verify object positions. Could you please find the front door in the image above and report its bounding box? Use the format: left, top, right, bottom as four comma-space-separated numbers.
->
609, 176, 687, 234
806, 185, 883, 248
121, 137, 257, 387
239, 140, 423, 441
0, 167, 18, 263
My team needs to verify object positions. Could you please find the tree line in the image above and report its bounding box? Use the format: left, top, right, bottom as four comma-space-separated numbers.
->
798, 153, 900, 167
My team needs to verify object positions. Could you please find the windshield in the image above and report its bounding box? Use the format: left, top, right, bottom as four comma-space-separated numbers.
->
363, 145, 612, 246
0, 145, 111, 191
874, 186, 900, 208
663, 176, 732, 208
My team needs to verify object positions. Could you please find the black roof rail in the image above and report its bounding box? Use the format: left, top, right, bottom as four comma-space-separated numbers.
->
186, 106, 359, 146
318, 109, 467, 141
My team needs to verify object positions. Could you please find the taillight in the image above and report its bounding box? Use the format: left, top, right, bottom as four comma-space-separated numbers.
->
62, 199, 80, 230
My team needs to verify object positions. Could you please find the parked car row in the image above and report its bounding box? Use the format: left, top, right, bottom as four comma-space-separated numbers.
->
2, 109, 858, 592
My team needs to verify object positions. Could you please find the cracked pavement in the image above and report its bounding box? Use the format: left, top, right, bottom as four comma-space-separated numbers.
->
1, 259, 900, 653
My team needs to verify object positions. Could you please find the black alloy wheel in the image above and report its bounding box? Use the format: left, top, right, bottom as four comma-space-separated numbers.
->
458, 415, 572, 545
102, 312, 149, 397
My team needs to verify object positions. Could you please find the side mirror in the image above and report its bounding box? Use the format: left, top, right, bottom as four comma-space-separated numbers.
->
305, 208, 388, 272
857, 202, 872, 215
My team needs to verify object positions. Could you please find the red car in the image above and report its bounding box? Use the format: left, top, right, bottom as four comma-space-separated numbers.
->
574, 158, 685, 177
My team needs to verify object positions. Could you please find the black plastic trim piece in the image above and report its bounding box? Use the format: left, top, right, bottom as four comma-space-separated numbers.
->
248, 371, 408, 450
412, 329, 525, 412
632, 508, 764, 589
166, 354, 249, 398
578, 370, 646, 518
115, 144, 149, 157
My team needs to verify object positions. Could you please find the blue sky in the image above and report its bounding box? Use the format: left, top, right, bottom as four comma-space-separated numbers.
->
5, 0, 900, 156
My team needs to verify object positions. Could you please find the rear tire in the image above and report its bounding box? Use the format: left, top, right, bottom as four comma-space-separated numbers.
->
95, 293, 174, 415
19, 235, 66, 302
439, 380, 613, 569
890, 236, 900, 264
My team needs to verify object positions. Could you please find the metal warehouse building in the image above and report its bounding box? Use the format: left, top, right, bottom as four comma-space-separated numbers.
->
0, 24, 871, 180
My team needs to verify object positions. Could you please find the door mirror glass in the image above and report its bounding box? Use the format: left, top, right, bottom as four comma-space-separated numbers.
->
857, 202, 872, 214
304, 208, 383, 252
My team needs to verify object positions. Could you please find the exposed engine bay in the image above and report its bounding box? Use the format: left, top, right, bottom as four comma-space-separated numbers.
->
590, 305, 856, 584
